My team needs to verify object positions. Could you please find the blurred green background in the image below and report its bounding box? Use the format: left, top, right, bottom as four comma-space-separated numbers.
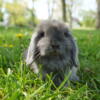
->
0, 0, 100, 29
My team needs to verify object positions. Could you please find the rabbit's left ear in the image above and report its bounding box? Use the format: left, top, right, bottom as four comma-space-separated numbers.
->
25, 33, 37, 65
71, 38, 79, 67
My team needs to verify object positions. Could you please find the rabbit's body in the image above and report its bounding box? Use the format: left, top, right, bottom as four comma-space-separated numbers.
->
25, 20, 79, 86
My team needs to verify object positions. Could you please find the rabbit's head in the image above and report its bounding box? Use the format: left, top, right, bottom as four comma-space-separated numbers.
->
26, 20, 79, 69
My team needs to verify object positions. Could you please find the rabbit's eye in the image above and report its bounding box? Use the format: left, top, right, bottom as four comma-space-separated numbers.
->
39, 32, 45, 38
64, 32, 69, 37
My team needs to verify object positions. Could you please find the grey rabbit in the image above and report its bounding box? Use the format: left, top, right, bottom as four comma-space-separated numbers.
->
25, 20, 79, 86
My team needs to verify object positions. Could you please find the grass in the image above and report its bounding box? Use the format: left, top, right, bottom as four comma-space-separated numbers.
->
0, 26, 100, 100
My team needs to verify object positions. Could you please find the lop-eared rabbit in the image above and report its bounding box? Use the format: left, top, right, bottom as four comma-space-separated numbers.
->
25, 20, 79, 86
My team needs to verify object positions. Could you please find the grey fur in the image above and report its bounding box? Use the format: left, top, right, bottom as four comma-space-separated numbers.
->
25, 20, 79, 86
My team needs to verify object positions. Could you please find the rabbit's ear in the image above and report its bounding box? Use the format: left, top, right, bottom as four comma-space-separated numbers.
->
71, 38, 79, 67
25, 33, 37, 65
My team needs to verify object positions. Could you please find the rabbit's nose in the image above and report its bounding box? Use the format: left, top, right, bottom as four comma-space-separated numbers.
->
51, 44, 59, 49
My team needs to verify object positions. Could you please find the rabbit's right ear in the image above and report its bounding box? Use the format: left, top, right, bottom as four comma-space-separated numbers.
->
25, 33, 37, 65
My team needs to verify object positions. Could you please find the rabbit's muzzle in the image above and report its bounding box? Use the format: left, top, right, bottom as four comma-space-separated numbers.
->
37, 37, 67, 57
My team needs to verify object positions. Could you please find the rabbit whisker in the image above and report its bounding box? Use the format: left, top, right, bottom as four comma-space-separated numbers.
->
29, 53, 40, 65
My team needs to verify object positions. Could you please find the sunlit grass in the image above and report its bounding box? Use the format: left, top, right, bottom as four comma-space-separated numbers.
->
0, 27, 100, 100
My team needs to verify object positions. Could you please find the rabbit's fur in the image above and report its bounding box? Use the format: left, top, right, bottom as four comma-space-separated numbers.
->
25, 20, 79, 86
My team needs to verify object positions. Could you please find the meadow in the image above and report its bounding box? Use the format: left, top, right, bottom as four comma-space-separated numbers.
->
0, 26, 100, 100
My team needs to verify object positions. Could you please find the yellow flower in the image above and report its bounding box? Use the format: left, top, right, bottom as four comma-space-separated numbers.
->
3, 44, 8, 47
9, 44, 14, 48
16, 33, 24, 38
3, 44, 14, 48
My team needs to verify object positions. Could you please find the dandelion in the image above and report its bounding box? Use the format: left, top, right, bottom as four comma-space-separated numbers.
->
16, 33, 24, 38
2, 44, 14, 48
9, 44, 14, 48
3, 44, 8, 47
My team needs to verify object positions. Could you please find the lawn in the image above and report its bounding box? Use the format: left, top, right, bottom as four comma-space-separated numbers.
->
0, 26, 100, 100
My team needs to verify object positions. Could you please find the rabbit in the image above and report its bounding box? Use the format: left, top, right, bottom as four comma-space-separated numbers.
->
25, 20, 79, 86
